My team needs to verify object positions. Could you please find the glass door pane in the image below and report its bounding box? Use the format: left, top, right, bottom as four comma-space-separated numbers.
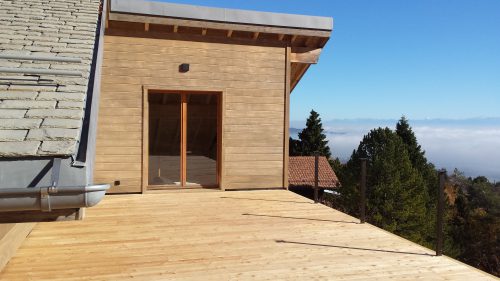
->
148, 93, 181, 186
186, 93, 218, 186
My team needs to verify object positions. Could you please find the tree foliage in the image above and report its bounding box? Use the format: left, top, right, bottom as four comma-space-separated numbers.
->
447, 172, 500, 276
290, 110, 331, 158
395, 116, 438, 243
330, 117, 499, 276
336, 127, 430, 244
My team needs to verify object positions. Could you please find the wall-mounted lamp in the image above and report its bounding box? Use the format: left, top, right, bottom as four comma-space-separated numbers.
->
179, 63, 190, 73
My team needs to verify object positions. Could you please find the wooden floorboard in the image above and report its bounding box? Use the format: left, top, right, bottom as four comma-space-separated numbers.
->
0, 190, 495, 280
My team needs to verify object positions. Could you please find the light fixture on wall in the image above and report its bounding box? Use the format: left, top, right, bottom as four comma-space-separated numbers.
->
179, 63, 190, 73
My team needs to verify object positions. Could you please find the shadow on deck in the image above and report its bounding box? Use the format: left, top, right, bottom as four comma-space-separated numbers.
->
1, 189, 495, 280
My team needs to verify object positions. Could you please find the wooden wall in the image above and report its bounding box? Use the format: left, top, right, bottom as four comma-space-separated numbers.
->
94, 34, 286, 193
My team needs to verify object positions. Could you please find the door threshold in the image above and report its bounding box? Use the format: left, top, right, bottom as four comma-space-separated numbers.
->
146, 187, 221, 193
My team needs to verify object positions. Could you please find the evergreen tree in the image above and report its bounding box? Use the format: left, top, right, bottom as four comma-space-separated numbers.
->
294, 110, 331, 158
337, 127, 429, 244
289, 137, 302, 156
396, 116, 423, 167
395, 116, 438, 244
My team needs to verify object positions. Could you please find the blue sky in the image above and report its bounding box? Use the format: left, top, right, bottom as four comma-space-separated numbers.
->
161, 0, 500, 121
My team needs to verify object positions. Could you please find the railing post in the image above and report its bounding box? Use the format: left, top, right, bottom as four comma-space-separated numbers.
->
360, 158, 367, 224
436, 169, 446, 256
314, 154, 319, 203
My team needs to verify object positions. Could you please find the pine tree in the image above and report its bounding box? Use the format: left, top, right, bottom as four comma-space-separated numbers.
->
289, 137, 302, 156
396, 116, 427, 170
395, 116, 438, 245
295, 110, 331, 158
337, 127, 429, 244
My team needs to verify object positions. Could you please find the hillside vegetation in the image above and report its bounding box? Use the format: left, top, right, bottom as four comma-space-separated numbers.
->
291, 112, 499, 276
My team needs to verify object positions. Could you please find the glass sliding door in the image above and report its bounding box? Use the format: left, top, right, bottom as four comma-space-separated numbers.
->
147, 92, 219, 188
186, 93, 218, 187
148, 94, 182, 186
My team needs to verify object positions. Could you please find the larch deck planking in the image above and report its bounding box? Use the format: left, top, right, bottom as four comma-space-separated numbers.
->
1, 190, 495, 280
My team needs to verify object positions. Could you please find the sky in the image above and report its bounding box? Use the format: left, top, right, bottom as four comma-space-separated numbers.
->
160, 0, 500, 120
159, 0, 500, 180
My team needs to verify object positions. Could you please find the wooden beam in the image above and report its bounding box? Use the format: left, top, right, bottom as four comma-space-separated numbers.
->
144, 23, 149, 31
252, 32, 260, 40
291, 35, 298, 44
106, 28, 288, 48
201, 28, 207, 36
227, 30, 233, 38
305, 36, 317, 47
0, 223, 35, 272
219, 93, 225, 191
142, 86, 149, 193
105, 0, 110, 29
290, 48, 322, 64
173, 25, 178, 33
181, 94, 187, 187
283, 47, 291, 190
278, 34, 285, 41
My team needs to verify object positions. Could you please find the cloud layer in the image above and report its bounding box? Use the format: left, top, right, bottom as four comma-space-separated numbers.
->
291, 119, 500, 181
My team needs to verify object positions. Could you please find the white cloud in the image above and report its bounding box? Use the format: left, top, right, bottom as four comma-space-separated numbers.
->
316, 120, 500, 181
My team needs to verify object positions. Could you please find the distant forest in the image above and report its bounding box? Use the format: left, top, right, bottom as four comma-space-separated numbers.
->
290, 111, 499, 277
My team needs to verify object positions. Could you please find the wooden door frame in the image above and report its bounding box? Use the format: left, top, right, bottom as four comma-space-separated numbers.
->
142, 87, 223, 193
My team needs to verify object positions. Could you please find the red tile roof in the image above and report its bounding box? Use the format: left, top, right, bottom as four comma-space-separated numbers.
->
289, 156, 340, 188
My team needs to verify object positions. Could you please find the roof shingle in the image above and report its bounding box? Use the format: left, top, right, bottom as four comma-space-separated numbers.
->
0, 0, 100, 157
289, 156, 340, 188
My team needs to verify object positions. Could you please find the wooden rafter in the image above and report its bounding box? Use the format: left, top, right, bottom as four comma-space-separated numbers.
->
227, 30, 233, 37
278, 34, 285, 41
304, 36, 317, 47
144, 23, 149, 31
291, 34, 298, 44
201, 28, 207, 36
252, 32, 260, 40
173, 25, 178, 33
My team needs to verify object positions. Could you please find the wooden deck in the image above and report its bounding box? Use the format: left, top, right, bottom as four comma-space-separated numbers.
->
0, 190, 495, 280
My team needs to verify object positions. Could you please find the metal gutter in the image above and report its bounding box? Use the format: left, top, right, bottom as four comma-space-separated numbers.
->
0, 159, 109, 212
0, 185, 110, 212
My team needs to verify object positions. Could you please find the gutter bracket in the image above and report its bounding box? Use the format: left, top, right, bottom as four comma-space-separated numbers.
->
40, 158, 61, 212
40, 187, 51, 212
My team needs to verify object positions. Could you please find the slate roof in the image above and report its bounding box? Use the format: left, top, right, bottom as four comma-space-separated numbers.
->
289, 156, 340, 188
0, 0, 100, 157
